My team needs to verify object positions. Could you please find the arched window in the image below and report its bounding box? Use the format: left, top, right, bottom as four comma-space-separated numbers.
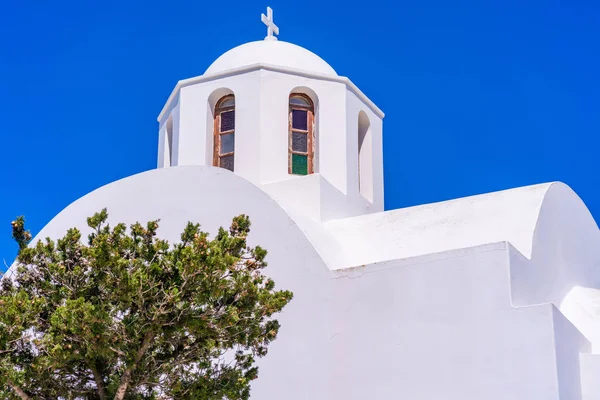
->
358, 111, 373, 202
289, 94, 315, 175
166, 116, 174, 167
213, 95, 235, 171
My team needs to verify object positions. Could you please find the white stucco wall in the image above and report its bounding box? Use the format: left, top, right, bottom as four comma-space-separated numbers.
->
315, 182, 600, 352
11, 166, 330, 396
552, 307, 590, 400
322, 183, 551, 269
321, 244, 570, 400
581, 354, 600, 399
156, 58, 384, 222
345, 90, 384, 211
204, 40, 338, 77
10, 31, 600, 398
258, 70, 346, 188
9, 166, 600, 399
158, 104, 180, 168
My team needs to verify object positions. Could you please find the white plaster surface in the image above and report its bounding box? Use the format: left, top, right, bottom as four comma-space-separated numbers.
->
157, 63, 385, 221
204, 40, 338, 77
581, 353, 600, 399
323, 182, 551, 268
12, 166, 600, 399
8, 36, 600, 399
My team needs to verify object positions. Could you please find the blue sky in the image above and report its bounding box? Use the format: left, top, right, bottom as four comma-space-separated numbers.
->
0, 0, 599, 268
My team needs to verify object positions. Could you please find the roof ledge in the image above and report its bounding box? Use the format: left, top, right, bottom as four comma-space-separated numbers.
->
157, 63, 385, 123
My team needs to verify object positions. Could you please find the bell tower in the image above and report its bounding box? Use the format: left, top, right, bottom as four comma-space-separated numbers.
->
156, 7, 385, 222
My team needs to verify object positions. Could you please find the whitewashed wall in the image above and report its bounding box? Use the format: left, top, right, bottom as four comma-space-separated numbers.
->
156, 63, 384, 222
11, 167, 600, 399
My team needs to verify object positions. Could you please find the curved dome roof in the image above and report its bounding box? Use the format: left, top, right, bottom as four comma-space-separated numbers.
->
205, 40, 338, 76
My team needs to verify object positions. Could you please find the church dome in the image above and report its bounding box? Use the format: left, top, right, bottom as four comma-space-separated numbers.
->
205, 40, 338, 76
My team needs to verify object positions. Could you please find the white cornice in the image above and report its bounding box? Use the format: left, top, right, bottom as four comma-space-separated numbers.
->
157, 63, 385, 123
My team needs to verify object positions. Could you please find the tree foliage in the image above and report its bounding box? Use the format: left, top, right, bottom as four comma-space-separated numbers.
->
0, 210, 293, 399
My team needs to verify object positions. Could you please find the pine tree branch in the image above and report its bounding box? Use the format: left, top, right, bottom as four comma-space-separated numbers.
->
113, 330, 154, 400
6, 380, 32, 400
88, 361, 107, 400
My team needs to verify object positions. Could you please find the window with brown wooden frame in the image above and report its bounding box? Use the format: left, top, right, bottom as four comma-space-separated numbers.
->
288, 94, 314, 175
213, 95, 235, 171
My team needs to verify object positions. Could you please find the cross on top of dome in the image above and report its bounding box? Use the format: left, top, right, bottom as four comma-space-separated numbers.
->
261, 7, 279, 41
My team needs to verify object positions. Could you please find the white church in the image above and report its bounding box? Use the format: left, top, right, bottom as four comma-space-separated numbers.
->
18, 8, 600, 399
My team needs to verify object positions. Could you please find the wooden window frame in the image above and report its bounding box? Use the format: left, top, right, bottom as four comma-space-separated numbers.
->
213, 95, 235, 170
288, 93, 315, 175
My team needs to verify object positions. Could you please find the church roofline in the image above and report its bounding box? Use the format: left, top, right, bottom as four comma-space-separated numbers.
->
157, 63, 385, 123
319, 181, 599, 270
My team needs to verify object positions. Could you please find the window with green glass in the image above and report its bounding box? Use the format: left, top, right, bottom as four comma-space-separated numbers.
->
289, 94, 314, 175
214, 95, 235, 172
291, 153, 308, 175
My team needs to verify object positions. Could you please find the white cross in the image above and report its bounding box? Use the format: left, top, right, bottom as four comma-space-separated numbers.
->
261, 7, 279, 41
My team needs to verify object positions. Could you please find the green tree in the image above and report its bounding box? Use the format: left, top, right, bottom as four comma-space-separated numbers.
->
0, 210, 292, 400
